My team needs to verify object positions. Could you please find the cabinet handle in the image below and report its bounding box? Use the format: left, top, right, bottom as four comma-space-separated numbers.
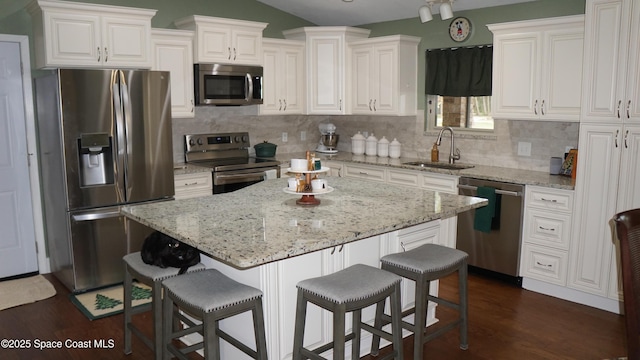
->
373, 99, 377, 111
624, 129, 629, 149
617, 100, 622, 119
541, 99, 545, 115
534, 99, 538, 115
359, 171, 369, 175
331, 246, 336, 255
615, 129, 619, 148
535, 261, 552, 268
233, 47, 237, 61
184, 181, 198, 186
627, 100, 631, 119
278, 99, 282, 111
400, 242, 406, 252
104, 47, 108, 62
368, 99, 373, 111
283, 99, 287, 111
97, 47, 101, 62
538, 226, 556, 232
228, 47, 231, 60
339, 244, 344, 252
540, 197, 557, 203
339, 99, 342, 111
191, 99, 194, 113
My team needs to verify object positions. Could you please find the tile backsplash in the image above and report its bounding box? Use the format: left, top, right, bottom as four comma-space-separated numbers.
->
173, 106, 579, 173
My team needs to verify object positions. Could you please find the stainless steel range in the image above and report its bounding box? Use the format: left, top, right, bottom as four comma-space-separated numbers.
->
185, 132, 280, 194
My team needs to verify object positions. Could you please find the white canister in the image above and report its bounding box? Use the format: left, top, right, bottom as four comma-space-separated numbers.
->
389, 138, 401, 159
365, 133, 378, 156
377, 136, 389, 157
351, 132, 366, 155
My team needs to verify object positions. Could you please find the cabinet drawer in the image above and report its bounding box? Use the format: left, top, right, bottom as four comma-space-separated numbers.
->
174, 172, 212, 199
387, 169, 420, 187
421, 173, 458, 194
343, 164, 385, 182
521, 243, 568, 286
526, 186, 574, 212
523, 208, 572, 250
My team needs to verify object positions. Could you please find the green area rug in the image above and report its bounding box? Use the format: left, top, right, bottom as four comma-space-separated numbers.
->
70, 282, 151, 320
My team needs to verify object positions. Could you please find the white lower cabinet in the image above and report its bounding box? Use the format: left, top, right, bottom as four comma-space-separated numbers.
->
521, 186, 573, 286
174, 171, 212, 199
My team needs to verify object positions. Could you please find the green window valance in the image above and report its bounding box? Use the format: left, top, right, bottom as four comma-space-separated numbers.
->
425, 46, 493, 97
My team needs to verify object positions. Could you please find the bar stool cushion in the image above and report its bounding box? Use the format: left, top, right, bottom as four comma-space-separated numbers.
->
162, 269, 263, 313
297, 263, 401, 304
123, 252, 205, 281
381, 243, 468, 280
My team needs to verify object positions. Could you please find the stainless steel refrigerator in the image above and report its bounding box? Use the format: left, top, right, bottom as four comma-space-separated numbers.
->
35, 69, 174, 292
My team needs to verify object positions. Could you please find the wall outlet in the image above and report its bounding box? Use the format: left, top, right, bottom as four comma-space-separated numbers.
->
282, 132, 288, 142
300, 131, 306, 141
517, 141, 531, 156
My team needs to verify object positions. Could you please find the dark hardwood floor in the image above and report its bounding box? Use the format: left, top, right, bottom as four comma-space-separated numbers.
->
0, 272, 626, 359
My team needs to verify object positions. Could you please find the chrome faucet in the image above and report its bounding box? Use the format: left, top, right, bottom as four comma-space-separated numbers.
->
436, 127, 461, 164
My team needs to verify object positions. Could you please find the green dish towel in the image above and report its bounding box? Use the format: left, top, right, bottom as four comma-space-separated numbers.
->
473, 186, 496, 233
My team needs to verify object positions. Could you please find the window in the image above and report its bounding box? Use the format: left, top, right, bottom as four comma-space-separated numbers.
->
424, 46, 493, 132
427, 95, 493, 131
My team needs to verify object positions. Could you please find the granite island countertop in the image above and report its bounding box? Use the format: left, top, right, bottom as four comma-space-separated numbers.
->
271, 152, 576, 190
122, 176, 486, 269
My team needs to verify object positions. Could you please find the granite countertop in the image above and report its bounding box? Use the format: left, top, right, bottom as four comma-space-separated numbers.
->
122, 177, 486, 269
272, 152, 575, 190
173, 163, 212, 175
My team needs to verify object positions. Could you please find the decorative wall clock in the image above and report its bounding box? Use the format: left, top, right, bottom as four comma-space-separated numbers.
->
449, 17, 471, 42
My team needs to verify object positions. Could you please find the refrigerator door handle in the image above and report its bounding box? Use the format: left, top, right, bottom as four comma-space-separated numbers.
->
72, 210, 121, 222
112, 70, 126, 201
119, 70, 134, 196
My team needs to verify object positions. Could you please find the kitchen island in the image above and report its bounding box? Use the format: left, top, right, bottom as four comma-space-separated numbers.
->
121, 177, 486, 359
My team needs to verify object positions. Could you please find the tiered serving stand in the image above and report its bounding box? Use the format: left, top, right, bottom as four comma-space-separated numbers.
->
283, 167, 334, 205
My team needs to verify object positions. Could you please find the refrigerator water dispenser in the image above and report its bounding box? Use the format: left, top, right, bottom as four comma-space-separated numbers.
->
79, 133, 114, 186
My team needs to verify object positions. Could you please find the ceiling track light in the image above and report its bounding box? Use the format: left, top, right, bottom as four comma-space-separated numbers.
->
418, 0, 454, 23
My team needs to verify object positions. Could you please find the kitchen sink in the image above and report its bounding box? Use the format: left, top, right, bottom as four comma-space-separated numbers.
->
402, 161, 475, 170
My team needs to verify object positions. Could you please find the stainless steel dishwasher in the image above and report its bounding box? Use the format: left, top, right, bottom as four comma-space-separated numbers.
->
457, 177, 524, 285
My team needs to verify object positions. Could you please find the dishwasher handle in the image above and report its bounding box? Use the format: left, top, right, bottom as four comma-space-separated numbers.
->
457, 184, 522, 197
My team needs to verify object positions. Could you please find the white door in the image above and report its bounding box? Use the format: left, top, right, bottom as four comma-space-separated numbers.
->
0, 40, 38, 278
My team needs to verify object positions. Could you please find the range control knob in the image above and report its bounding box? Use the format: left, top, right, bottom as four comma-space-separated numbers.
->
234, 136, 241, 143
189, 138, 196, 146
197, 138, 204, 145
242, 135, 249, 143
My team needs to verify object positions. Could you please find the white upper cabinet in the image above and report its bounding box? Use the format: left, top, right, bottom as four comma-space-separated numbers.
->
261, 38, 305, 115
28, 0, 155, 69
489, 15, 584, 121
175, 15, 267, 66
581, 0, 640, 123
151, 29, 195, 118
349, 35, 420, 116
284, 27, 370, 115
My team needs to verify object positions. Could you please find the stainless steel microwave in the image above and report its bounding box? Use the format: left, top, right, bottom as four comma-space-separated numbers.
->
194, 63, 263, 106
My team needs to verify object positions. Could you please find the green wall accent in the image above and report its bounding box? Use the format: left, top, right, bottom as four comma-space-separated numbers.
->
359, 0, 585, 110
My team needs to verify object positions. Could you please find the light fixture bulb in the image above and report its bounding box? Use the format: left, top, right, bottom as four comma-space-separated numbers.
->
419, 4, 433, 23
440, 1, 454, 20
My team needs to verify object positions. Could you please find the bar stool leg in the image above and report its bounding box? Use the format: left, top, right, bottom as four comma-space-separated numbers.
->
123, 266, 133, 355
370, 298, 385, 356
390, 284, 404, 360
151, 281, 163, 360
351, 309, 362, 360
252, 300, 268, 360
203, 312, 221, 360
459, 263, 469, 350
333, 304, 346, 360
292, 289, 307, 360
413, 277, 429, 360
162, 292, 173, 360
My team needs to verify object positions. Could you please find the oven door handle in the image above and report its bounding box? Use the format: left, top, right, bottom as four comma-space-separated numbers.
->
214, 171, 267, 182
